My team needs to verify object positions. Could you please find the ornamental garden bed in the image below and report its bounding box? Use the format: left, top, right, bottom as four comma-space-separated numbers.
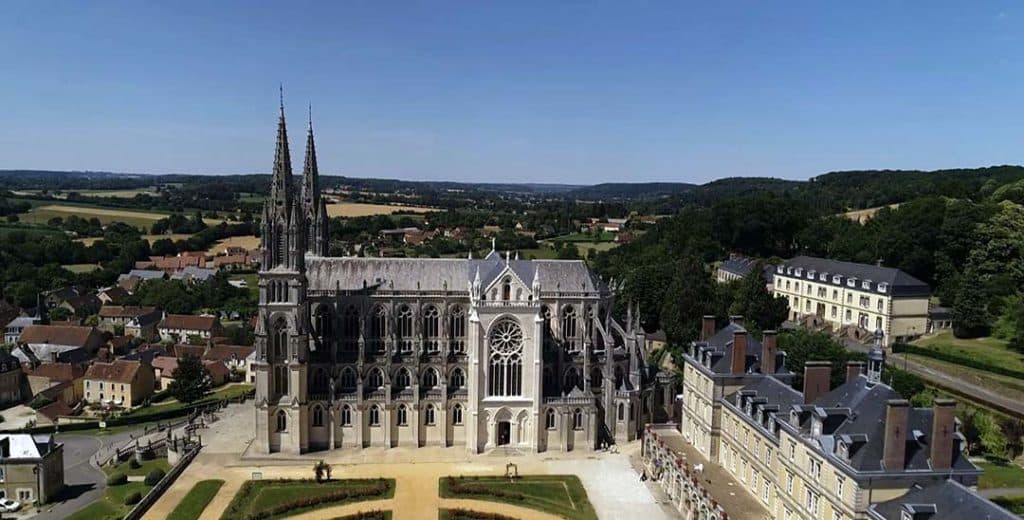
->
439, 508, 518, 520
220, 478, 395, 520
439, 475, 596, 520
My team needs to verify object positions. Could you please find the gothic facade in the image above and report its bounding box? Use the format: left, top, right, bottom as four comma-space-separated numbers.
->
253, 102, 654, 454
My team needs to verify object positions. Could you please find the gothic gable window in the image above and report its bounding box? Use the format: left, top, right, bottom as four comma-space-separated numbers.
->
394, 368, 411, 390
314, 305, 333, 346
369, 405, 381, 426
423, 305, 440, 353
312, 405, 324, 427
422, 368, 438, 389
573, 408, 584, 430
396, 304, 414, 354
449, 368, 465, 389
425, 404, 436, 425
617, 402, 625, 421
276, 410, 287, 432
502, 276, 512, 301
271, 318, 288, 360
563, 367, 580, 394
488, 318, 524, 397
449, 306, 466, 354
397, 404, 408, 426
562, 306, 580, 352
452, 404, 463, 425
546, 408, 556, 429
341, 405, 352, 426
342, 305, 359, 352
370, 305, 387, 353
367, 368, 384, 390
273, 366, 289, 397
340, 367, 357, 390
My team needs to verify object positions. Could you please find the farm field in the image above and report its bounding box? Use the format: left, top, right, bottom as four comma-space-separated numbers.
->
10, 187, 159, 199
207, 234, 260, 254
551, 231, 617, 242
840, 203, 901, 223
0, 223, 65, 239
19, 204, 226, 229
325, 202, 438, 217
75, 233, 193, 246
62, 263, 102, 273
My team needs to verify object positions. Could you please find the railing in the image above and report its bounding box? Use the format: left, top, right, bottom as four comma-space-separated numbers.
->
544, 396, 595, 405
124, 442, 202, 520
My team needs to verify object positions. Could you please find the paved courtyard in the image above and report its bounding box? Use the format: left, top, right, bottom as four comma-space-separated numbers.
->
148, 403, 668, 519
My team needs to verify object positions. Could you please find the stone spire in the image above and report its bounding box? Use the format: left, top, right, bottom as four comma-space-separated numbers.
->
269, 85, 294, 212
301, 103, 319, 211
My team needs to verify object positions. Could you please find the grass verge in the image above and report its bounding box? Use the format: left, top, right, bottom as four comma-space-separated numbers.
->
220, 478, 395, 520
978, 457, 1024, 489
168, 479, 225, 520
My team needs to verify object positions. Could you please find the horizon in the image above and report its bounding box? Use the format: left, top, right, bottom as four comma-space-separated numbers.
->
2, 2, 1023, 184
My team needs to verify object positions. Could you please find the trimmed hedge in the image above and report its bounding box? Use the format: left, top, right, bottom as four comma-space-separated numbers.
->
892, 343, 1024, 380
124, 491, 142, 505
144, 468, 166, 486
446, 509, 518, 520
329, 512, 388, 520
107, 473, 128, 486
445, 477, 525, 501
223, 478, 392, 520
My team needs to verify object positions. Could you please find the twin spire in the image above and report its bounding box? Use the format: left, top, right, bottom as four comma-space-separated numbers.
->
270, 87, 320, 216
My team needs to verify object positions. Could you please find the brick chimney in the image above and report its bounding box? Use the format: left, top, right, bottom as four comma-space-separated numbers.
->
802, 361, 832, 404
701, 315, 716, 342
729, 315, 744, 328
845, 361, 865, 383
930, 399, 957, 470
731, 331, 748, 374
761, 330, 777, 375
883, 399, 910, 471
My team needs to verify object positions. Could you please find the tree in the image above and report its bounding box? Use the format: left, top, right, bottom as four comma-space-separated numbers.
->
952, 269, 992, 338
727, 261, 789, 332
777, 329, 863, 390
659, 257, 717, 346
168, 354, 212, 404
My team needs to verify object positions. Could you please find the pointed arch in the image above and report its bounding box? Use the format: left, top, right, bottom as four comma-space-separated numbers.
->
422, 367, 439, 389
341, 305, 359, 351
423, 304, 440, 353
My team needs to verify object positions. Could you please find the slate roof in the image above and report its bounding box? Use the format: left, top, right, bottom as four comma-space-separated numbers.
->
98, 305, 160, 319
0, 433, 56, 460
868, 480, 1017, 520
304, 255, 606, 294
728, 375, 803, 412
777, 255, 930, 296
119, 269, 167, 281
171, 266, 216, 282
25, 362, 86, 382
204, 344, 255, 362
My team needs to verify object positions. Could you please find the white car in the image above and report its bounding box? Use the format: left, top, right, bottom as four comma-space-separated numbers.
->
0, 498, 21, 512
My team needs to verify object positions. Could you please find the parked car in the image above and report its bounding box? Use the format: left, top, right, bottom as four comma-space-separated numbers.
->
0, 498, 21, 512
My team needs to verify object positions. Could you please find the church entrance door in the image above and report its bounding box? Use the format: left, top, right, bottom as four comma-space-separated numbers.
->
497, 421, 511, 446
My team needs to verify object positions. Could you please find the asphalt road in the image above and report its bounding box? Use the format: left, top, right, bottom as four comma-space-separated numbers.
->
842, 339, 1024, 418
32, 429, 147, 520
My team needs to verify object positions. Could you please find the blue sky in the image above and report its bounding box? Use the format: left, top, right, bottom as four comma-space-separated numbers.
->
1, 1, 1022, 184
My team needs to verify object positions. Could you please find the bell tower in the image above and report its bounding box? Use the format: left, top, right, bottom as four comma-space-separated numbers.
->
255, 88, 312, 454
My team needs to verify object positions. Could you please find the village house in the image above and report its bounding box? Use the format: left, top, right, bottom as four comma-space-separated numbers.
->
97, 305, 162, 341
157, 314, 223, 344
83, 359, 155, 407
213, 253, 256, 271
96, 286, 129, 305
3, 316, 39, 344
0, 350, 23, 408
170, 266, 217, 283
15, 325, 105, 365
0, 433, 64, 504
23, 362, 86, 406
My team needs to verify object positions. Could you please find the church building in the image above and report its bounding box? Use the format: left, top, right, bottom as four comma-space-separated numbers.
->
252, 99, 655, 454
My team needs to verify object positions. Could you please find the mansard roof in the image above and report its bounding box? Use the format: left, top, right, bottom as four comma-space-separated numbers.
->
778, 255, 930, 296
304, 255, 606, 294
868, 480, 1017, 520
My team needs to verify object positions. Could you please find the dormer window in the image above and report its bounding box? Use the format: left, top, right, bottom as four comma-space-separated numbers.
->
790, 410, 799, 425
877, 282, 889, 293
777, 265, 784, 273
862, 279, 872, 290
745, 402, 752, 415
795, 268, 803, 277
811, 418, 822, 437
832, 275, 842, 284
819, 272, 828, 281
847, 277, 857, 288
837, 441, 849, 459
807, 270, 816, 279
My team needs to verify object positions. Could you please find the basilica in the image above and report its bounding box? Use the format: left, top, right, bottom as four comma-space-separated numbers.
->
252, 101, 657, 454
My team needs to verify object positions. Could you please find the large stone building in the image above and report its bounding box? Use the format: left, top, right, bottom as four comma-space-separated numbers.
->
772, 256, 931, 346
0, 433, 64, 505
647, 316, 1015, 520
252, 101, 652, 454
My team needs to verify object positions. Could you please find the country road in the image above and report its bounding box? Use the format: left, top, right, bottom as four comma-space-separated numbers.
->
842, 339, 1024, 418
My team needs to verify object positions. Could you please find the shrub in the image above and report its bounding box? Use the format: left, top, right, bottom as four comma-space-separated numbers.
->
129, 459, 141, 469
29, 395, 54, 410
124, 491, 142, 505
446, 477, 524, 501
447, 509, 518, 520
145, 468, 167, 486
107, 473, 128, 486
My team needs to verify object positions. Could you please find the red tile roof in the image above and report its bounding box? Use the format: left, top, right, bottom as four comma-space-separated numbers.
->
159, 314, 219, 332
84, 359, 144, 384
19, 325, 101, 348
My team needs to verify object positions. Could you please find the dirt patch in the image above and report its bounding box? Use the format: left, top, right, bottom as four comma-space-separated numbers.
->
326, 202, 438, 218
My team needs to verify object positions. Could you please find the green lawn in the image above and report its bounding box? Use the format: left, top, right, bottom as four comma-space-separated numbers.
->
518, 247, 558, 260
913, 331, 1024, 373
62, 263, 102, 273
220, 478, 395, 520
439, 475, 597, 520
65, 481, 152, 520
229, 273, 259, 299
168, 479, 224, 520
978, 458, 1024, 489
103, 457, 170, 478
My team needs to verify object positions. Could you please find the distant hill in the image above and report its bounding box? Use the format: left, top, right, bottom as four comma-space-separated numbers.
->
566, 182, 696, 200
